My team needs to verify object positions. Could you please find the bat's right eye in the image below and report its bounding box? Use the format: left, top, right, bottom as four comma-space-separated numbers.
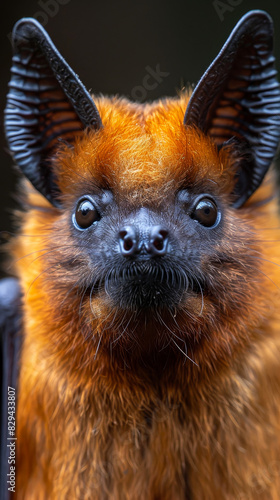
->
190, 197, 220, 228
73, 198, 101, 230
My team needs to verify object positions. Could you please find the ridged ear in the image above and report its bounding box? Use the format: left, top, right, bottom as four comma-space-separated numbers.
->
4, 18, 103, 207
184, 10, 280, 208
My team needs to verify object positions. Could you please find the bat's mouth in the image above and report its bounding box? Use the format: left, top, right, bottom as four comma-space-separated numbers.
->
88, 260, 204, 311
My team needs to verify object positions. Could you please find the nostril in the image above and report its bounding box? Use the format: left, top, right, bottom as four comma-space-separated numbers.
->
119, 227, 138, 256
123, 235, 134, 252
153, 235, 164, 251
149, 227, 169, 255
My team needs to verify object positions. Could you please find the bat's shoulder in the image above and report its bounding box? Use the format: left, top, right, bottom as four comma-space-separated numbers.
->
0, 278, 22, 324
0, 276, 23, 390
0, 278, 22, 500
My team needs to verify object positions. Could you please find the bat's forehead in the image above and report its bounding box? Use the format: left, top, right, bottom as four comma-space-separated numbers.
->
57, 95, 231, 203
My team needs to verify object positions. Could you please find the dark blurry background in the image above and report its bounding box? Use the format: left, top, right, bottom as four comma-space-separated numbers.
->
1, 0, 280, 277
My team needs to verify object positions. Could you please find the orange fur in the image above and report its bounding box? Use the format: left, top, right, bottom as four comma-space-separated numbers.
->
10, 92, 280, 499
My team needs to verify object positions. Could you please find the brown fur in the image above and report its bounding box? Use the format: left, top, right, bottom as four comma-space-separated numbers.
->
10, 93, 280, 499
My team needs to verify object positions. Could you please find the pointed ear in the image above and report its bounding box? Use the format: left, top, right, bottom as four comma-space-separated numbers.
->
184, 10, 280, 208
4, 18, 103, 207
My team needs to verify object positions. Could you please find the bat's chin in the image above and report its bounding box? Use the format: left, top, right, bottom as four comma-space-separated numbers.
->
89, 261, 202, 312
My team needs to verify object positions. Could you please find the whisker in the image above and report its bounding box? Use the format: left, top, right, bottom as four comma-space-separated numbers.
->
12, 245, 76, 267
89, 283, 98, 318
243, 263, 280, 292
79, 284, 90, 319
247, 254, 280, 269
0, 231, 53, 239
59, 278, 85, 309
171, 338, 199, 367
94, 331, 104, 360
26, 263, 60, 296
112, 313, 134, 345
195, 278, 204, 316
156, 310, 183, 341
103, 307, 119, 333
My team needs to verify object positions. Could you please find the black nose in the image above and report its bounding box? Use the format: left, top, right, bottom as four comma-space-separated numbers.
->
119, 225, 169, 257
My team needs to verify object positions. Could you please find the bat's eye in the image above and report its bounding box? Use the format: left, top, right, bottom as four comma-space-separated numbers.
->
191, 197, 219, 228
74, 198, 101, 229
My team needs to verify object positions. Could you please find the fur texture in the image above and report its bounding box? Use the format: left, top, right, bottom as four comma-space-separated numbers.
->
9, 93, 280, 499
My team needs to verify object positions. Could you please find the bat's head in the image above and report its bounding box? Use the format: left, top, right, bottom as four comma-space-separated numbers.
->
5, 12, 280, 370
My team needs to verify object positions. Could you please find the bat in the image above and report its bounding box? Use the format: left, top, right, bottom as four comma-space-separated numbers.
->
1, 9, 280, 500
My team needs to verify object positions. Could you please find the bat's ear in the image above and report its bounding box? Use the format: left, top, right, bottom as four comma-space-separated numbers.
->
184, 10, 280, 208
4, 18, 103, 207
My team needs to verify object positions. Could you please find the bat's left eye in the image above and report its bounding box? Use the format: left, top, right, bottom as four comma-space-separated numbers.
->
191, 197, 220, 228
73, 198, 101, 230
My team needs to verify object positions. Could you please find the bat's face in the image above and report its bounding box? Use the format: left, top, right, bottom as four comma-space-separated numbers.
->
5, 13, 280, 366
35, 100, 262, 362
59, 101, 231, 317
